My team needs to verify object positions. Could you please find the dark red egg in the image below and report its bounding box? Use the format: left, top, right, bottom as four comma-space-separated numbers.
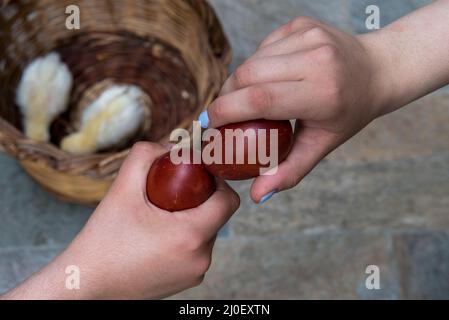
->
146, 150, 215, 212
203, 119, 294, 180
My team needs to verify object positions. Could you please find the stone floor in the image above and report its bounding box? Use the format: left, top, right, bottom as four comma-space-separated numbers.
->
1, 0, 449, 299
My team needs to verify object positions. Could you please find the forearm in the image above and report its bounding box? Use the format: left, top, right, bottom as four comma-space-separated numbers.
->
0, 243, 102, 300
360, 0, 449, 116
0, 262, 71, 300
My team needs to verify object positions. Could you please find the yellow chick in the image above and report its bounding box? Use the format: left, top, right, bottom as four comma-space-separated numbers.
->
60, 85, 146, 155
16, 52, 73, 142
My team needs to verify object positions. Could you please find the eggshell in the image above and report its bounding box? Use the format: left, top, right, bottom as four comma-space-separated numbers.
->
146, 150, 215, 211
203, 119, 294, 180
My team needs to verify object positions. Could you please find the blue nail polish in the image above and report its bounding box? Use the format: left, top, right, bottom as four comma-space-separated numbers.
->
198, 110, 209, 129
259, 190, 278, 204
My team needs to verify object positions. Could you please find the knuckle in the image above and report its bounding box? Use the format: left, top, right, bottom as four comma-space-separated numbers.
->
194, 256, 212, 277
282, 158, 303, 190
128, 141, 156, 159
286, 174, 301, 190
281, 22, 293, 35
130, 141, 152, 153
234, 63, 254, 88
314, 44, 340, 63
208, 98, 225, 122
277, 21, 294, 37
176, 230, 205, 252
186, 254, 212, 284
185, 233, 205, 252
247, 86, 272, 113
290, 16, 316, 28
304, 26, 330, 42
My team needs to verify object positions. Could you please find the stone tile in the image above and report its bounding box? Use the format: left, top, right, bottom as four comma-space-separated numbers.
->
218, 223, 230, 238
436, 85, 449, 94
210, 0, 353, 71
329, 93, 449, 166
0, 246, 63, 294
350, 0, 432, 34
394, 231, 449, 299
230, 151, 449, 236
172, 231, 399, 299
0, 154, 92, 248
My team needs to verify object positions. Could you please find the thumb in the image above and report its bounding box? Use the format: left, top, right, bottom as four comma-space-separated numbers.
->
184, 178, 240, 239
112, 142, 168, 194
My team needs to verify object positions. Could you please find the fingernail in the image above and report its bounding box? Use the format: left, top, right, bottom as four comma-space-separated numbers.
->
259, 189, 278, 204
198, 110, 209, 129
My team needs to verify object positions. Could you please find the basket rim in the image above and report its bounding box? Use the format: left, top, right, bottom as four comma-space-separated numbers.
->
0, 0, 231, 179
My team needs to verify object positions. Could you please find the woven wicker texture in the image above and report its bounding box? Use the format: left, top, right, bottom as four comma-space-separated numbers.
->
0, 0, 231, 205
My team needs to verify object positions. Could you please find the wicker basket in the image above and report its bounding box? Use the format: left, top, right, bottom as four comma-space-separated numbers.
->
0, 0, 231, 205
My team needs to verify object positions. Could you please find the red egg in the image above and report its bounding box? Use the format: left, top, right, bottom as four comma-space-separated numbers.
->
203, 119, 294, 180
146, 149, 215, 212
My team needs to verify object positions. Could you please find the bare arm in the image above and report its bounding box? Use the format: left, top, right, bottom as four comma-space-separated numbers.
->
363, 0, 449, 115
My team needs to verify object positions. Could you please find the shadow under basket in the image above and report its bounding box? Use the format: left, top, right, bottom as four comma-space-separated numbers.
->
0, 0, 231, 206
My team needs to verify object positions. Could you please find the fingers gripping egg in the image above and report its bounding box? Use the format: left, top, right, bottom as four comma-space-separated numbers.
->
61, 85, 147, 155
16, 52, 73, 142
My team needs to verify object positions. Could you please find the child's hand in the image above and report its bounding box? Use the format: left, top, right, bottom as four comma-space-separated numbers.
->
3, 142, 239, 300
202, 17, 389, 203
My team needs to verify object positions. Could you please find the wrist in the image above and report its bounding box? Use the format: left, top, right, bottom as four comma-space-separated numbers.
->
357, 30, 405, 118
